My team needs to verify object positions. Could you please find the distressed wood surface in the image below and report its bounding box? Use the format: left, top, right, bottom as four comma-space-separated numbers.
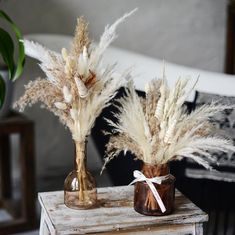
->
195, 223, 203, 235
38, 186, 208, 234
99, 223, 196, 235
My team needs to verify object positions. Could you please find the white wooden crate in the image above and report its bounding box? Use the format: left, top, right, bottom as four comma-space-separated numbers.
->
39, 186, 208, 235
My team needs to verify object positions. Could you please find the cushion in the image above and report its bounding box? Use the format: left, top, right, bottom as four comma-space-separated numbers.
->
185, 91, 235, 182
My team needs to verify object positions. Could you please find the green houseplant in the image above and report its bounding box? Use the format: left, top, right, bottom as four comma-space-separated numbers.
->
0, 9, 25, 113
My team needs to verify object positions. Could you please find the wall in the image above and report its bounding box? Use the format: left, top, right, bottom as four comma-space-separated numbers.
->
1, 0, 228, 178
2, 0, 227, 72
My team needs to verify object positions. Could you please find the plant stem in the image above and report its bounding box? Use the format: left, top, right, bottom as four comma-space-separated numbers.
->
75, 141, 86, 202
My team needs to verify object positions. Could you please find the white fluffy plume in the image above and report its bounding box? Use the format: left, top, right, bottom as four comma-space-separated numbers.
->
16, 10, 136, 143
106, 80, 152, 163
89, 8, 137, 71
24, 40, 61, 64
103, 76, 235, 170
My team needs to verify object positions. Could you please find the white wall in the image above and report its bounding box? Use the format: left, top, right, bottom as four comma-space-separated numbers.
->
1, 0, 228, 178
2, 0, 227, 72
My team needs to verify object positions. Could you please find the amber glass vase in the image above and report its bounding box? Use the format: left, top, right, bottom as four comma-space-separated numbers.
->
134, 163, 175, 216
64, 140, 97, 209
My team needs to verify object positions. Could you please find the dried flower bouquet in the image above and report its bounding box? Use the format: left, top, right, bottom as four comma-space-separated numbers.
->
14, 10, 136, 209
103, 76, 235, 215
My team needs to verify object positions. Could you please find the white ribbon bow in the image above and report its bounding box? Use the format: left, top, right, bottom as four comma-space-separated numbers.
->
129, 170, 170, 213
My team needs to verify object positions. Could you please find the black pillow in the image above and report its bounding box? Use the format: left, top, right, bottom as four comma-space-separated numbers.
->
185, 91, 235, 181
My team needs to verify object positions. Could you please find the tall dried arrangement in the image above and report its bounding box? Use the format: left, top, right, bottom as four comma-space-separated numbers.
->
14, 10, 136, 208
102, 75, 235, 215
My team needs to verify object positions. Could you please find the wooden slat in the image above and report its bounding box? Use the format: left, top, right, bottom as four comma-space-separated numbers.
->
0, 134, 12, 199
39, 186, 208, 234
195, 223, 203, 235
101, 224, 195, 235
0, 112, 37, 234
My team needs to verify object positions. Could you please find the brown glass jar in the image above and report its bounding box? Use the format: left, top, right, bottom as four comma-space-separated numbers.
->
64, 140, 97, 209
134, 163, 175, 216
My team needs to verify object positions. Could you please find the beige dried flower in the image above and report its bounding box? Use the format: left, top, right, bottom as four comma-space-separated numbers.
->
71, 17, 90, 57
14, 10, 137, 143
103, 76, 235, 171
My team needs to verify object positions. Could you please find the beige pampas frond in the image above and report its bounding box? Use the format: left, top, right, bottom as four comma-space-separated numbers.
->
14, 10, 137, 143
16, 78, 62, 111
101, 133, 143, 174
103, 75, 235, 171
89, 8, 137, 71
105, 81, 152, 163
23, 40, 61, 64
71, 16, 90, 56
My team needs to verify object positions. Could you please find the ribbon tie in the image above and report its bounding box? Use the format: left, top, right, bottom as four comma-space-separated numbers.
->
129, 170, 170, 213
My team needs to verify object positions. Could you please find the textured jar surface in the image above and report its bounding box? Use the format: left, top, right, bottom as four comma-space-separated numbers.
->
134, 163, 175, 216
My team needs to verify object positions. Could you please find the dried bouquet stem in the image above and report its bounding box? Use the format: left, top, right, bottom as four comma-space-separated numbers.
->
75, 141, 87, 201
14, 9, 137, 203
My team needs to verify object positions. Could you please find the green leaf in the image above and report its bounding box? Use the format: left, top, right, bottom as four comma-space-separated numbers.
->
0, 28, 15, 79
0, 10, 25, 81
0, 75, 5, 108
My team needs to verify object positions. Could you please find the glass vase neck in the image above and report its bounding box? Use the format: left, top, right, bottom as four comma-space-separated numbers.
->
141, 163, 169, 177
74, 140, 87, 170
64, 138, 97, 209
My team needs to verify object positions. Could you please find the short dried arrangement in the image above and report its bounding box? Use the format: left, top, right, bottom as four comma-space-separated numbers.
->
103, 76, 235, 214
103, 78, 235, 170
14, 10, 135, 203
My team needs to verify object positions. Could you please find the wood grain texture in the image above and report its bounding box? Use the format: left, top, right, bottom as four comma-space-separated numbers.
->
0, 134, 11, 199
0, 112, 37, 235
195, 223, 203, 235
39, 186, 208, 235
100, 224, 195, 235
40, 210, 50, 235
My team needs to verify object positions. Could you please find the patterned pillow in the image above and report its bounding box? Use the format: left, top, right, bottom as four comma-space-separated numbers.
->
185, 91, 235, 182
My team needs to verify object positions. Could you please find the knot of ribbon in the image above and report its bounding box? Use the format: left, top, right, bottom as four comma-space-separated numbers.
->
129, 170, 170, 213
